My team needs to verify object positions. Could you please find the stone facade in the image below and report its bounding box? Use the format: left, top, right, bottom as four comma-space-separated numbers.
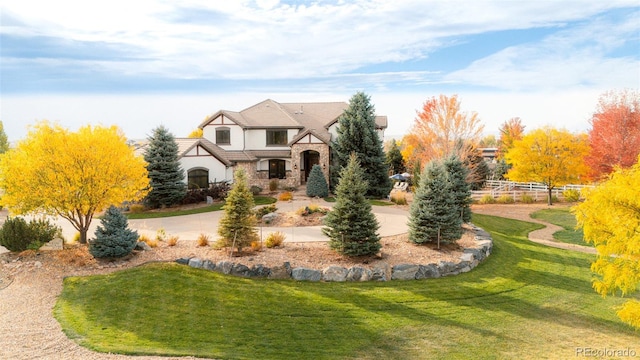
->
290, 143, 331, 187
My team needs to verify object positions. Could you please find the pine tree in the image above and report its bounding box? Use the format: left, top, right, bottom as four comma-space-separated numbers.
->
0, 121, 9, 154
408, 159, 462, 245
322, 154, 381, 256
144, 126, 187, 208
333, 92, 392, 198
89, 205, 138, 258
217, 169, 258, 251
306, 164, 329, 198
386, 140, 406, 174
443, 155, 473, 223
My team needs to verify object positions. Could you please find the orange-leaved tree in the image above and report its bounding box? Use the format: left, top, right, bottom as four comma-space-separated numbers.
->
573, 155, 640, 329
585, 89, 640, 180
402, 94, 484, 175
497, 117, 525, 160
505, 127, 589, 205
0, 122, 149, 244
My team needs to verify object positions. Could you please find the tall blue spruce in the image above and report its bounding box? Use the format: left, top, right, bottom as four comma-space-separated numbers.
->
408, 160, 462, 245
332, 92, 392, 198
89, 205, 138, 258
144, 126, 187, 208
322, 154, 381, 256
443, 154, 473, 223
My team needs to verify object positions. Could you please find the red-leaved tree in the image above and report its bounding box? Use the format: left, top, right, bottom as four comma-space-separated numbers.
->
585, 89, 640, 180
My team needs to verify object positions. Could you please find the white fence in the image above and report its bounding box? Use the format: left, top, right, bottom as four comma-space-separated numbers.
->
472, 180, 592, 201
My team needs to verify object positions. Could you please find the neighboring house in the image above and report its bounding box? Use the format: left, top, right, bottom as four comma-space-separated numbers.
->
174, 99, 388, 190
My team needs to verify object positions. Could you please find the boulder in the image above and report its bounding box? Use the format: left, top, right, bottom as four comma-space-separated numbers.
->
206, 196, 214, 204
249, 264, 271, 278
40, 237, 64, 251
292, 267, 322, 281
216, 261, 234, 274
392, 264, 419, 280
176, 257, 191, 265
459, 253, 475, 263
416, 264, 440, 279
202, 260, 216, 271
262, 212, 279, 223
372, 263, 391, 281
135, 241, 152, 251
231, 263, 251, 277
438, 261, 457, 275
268, 262, 292, 279
188, 258, 203, 269
346, 266, 373, 281
322, 266, 348, 282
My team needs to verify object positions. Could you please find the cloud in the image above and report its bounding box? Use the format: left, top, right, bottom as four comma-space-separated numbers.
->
2, 0, 637, 87
445, 9, 640, 90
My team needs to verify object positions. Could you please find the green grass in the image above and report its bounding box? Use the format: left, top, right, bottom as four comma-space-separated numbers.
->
54, 214, 638, 359
530, 207, 590, 246
125, 196, 276, 219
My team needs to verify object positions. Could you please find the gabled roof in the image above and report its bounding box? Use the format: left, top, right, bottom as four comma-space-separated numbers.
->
198, 99, 388, 144
174, 138, 233, 166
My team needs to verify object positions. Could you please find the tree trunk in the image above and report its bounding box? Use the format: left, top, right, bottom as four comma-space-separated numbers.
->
547, 187, 553, 206
79, 228, 88, 244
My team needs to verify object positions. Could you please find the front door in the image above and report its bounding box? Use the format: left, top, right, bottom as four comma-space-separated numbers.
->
303, 151, 320, 183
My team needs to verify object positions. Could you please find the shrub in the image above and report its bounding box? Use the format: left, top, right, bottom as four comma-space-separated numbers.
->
89, 205, 138, 258
478, 194, 496, 204
250, 240, 263, 251
72, 232, 82, 243
497, 195, 515, 204
179, 182, 230, 205
250, 185, 263, 196
55, 245, 95, 267
278, 191, 293, 201
0, 217, 61, 252
306, 164, 329, 198
521, 194, 535, 203
255, 204, 278, 220
129, 204, 145, 214
563, 188, 580, 202
167, 235, 179, 247
265, 232, 285, 248
156, 228, 167, 242
390, 191, 408, 205
551, 195, 560, 204
269, 179, 279, 192
138, 234, 152, 247
197, 233, 210, 247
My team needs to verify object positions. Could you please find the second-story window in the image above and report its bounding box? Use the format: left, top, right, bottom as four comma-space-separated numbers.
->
216, 127, 230, 145
266, 130, 287, 146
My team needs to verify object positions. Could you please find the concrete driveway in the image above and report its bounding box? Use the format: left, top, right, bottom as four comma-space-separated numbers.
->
1, 198, 410, 248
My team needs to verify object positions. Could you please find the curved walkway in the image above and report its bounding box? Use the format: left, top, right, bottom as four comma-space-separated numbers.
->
471, 203, 596, 254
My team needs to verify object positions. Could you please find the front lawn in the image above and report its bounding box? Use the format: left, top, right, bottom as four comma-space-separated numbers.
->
125, 196, 277, 219
530, 207, 590, 247
54, 214, 637, 359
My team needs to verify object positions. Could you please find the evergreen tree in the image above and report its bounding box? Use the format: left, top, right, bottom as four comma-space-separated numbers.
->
332, 92, 392, 198
322, 154, 381, 256
386, 140, 406, 174
0, 121, 9, 154
89, 205, 138, 258
217, 169, 258, 251
443, 155, 472, 223
144, 126, 187, 208
408, 160, 462, 245
306, 164, 329, 198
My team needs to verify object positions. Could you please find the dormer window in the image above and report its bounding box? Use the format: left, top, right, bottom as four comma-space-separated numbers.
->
266, 130, 287, 146
216, 127, 230, 145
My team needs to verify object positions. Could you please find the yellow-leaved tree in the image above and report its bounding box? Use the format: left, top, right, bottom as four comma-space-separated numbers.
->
573, 155, 640, 329
0, 122, 149, 244
505, 127, 589, 205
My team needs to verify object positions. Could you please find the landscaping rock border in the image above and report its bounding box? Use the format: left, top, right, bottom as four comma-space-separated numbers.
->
176, 224, 493, 282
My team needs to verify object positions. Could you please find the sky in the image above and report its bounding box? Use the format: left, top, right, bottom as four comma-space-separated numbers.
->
1, 0, 639, 142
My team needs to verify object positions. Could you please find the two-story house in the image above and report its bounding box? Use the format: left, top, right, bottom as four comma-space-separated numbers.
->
173, 99, 387, 190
